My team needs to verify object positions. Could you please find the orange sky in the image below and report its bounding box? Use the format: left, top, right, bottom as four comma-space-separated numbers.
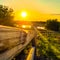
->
1, 0, 60, 21
14, 10, 60, 21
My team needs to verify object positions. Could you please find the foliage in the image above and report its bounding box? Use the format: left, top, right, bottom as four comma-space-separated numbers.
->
0, 5, 15, 26
45, 19, 59, 31
36, 29, 60, 60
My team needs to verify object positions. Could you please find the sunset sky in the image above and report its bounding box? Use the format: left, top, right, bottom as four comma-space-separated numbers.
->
0, 0, 60, 21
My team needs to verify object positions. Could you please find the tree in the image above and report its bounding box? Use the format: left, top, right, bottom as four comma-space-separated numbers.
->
45, 19, 59, 31
0, 5, 15, 26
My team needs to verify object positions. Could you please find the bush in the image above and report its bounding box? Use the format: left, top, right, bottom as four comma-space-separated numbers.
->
45, 19, 59, 31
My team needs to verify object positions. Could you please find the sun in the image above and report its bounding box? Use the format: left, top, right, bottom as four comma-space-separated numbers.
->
21, 12, 27, 18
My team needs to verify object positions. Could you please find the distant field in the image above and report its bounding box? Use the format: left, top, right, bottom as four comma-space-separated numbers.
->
38, 29, 60, 41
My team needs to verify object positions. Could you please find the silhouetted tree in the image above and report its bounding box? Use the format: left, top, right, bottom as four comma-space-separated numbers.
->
0, 5, 15, 26
45, 19, 59, 31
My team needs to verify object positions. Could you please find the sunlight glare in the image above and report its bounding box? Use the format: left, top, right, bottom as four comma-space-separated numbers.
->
21, 12, 27, 18
22, 25, 26, 28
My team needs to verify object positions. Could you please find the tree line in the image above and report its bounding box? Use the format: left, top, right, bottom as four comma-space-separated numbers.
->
45, 19, 60, 32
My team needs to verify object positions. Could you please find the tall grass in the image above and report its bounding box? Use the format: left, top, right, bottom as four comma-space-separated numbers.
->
36, 28, 60, 60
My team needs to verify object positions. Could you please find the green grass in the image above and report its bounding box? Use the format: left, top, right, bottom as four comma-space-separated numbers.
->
36, 29, 60, 60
